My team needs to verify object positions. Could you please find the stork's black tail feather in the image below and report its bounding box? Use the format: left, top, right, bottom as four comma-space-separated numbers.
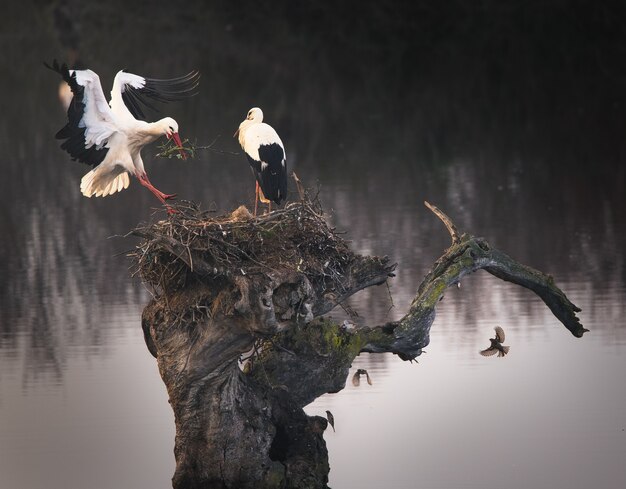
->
256, 143, 288, 205
259, 166, 288, 205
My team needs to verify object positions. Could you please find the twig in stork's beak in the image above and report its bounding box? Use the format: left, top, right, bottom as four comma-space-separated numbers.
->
170, 132, 188, 160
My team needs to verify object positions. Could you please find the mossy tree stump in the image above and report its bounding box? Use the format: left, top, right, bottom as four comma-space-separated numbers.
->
131, 198, 586, 489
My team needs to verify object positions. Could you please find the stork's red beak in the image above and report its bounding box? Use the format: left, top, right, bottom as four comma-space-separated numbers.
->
170, 132, 187, 160
233, 127, 240, 138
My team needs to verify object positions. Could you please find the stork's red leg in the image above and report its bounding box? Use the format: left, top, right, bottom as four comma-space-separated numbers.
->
254, 181, 259, 217
147, 177, 177, 201
137, 174, 176, 202
137, 174, 178, 214
142, 174, 177, 200
138, 177, 165, 203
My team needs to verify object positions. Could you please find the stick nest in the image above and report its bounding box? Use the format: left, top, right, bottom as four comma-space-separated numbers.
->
130, 198, 354, 294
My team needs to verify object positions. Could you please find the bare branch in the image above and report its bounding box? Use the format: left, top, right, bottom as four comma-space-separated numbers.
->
360, 209, 586, 360
292, 171, 306, 201
424, 200, 460, 245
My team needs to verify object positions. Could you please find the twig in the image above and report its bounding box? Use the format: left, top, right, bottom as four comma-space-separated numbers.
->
155, 135, 240, 159
192, 135, 240, 156
385, 279, 395, 317
292, 171, 306, 201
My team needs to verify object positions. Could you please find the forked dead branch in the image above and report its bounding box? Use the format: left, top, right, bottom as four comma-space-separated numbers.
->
131, 193, 586, 489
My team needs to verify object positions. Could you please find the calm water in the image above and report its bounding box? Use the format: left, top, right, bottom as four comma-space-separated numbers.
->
1, 2, 626, 489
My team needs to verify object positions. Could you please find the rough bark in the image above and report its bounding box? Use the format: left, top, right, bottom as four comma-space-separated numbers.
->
135, 200, 586, 489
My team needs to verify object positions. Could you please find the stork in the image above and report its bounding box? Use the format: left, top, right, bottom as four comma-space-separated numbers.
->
235, 107, 287, 216
46, 60, 199, 212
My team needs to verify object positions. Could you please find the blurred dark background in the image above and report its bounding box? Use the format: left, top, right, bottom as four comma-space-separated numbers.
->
3, 0, 625, 220
1, 0, 625, 367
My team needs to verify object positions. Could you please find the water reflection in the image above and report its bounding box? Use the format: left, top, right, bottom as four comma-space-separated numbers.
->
1, 1, 626, 489
307, 298, 626, 489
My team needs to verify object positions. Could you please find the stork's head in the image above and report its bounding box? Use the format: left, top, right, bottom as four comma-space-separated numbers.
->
234, 107, 264, 141
162, 117, 179, 137
245, 107, 263, 122
160, 117, 187, 160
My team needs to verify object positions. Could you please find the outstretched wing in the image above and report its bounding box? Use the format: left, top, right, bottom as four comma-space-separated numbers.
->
110, 69, 200, 121
480, 347, 498, 357
45, 60, 117, 167
494, 326, 506, 343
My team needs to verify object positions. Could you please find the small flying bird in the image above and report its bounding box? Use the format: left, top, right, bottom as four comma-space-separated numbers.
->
46, 60, 199, 211
235, 107, 287, 216
351, 368, 373, 387
480, 326, 510, 357
325, 410, 335, 432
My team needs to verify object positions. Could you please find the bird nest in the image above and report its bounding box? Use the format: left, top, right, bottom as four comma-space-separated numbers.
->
129, 198, 354, 295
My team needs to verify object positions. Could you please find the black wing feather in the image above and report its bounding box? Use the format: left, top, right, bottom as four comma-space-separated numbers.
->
44, 60, 109, 168
257, 143, 288, 205
245, 154, 262, 174
121, 70, 200, 121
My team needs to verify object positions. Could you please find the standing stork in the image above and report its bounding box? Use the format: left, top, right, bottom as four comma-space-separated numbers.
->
45, 60, 199, 212
235, 107, 287, 216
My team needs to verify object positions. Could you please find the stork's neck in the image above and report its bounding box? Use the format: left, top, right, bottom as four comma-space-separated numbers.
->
139, 120, 169, 141
125, 120, 168, 153
237, 119, 260, 146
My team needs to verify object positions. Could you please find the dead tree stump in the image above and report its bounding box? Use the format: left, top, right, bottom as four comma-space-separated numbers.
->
131, 198, 586, 489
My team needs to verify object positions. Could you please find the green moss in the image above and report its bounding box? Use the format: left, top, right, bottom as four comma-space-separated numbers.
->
299, 317, 365, 359
361, 326, 393, 349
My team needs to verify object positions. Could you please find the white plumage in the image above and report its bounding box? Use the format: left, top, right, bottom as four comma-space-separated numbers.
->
80, 166, 130, 198
73, 70, 118, 150
238, 120, 284, 162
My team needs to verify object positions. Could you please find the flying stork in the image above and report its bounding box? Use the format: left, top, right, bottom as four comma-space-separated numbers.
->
235, 107, 287, 216
46, 60, 199, 212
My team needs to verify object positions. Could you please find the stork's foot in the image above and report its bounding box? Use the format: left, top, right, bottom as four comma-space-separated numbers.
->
166, 205, 178, 215
137, 173, 177, 202
153, 189, 177, 201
